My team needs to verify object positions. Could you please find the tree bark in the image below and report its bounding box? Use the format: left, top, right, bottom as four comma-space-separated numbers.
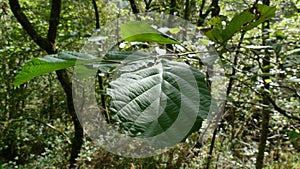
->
183, 0, 190, 20
197, 0, 219, 26
9, 0, 83, 167
9, 0, 53, 53
92, 0, 100, 29
170, 0, 176, 15
144, 0, 152, 11
129, 0, 139, 13
56, 70, 83, 168
255, 0, 271, 168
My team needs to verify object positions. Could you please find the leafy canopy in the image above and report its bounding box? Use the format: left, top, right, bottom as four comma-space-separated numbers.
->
14, 20, 211, 147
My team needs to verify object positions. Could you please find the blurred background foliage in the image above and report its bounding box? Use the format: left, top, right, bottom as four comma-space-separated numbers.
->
0, 0, 300, 168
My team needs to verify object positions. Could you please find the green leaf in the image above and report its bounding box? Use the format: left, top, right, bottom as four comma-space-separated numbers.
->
200, 39, 210, 46
58, 32, 78, 42
243, 4, 276, 31
120, 21, 180, 44
204, 4, 276, 43
169, 28, 181, 34
108, 58, 211, 148
203, 28, 223, 43
289, 130, 300, 141
208, 16, 227, 28
222, 10, 254, 42
14, 50, 158, 86
14, 51, 98, 86
264, 79, 272, 84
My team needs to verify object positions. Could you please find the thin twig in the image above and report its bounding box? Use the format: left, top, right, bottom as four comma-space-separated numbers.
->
264, 93, 300, 123
227, 32, 245, 96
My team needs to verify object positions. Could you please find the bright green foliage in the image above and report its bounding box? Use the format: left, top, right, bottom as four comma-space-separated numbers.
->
14, 49, 212, 147
205, 4, 276, 43
14, 52, 98, 86
120, 21, 180, 44
14, 21, 183, 86
242, 4, 276, 31
5, 0, 300, 168
14, 25, 211, 149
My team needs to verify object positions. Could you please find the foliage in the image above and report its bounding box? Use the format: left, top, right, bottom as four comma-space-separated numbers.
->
13, 52, 98, 86
204, 4, 276, 44
1, 0, 300, 168
120, 21, 180, 44
14, 20, 212, 149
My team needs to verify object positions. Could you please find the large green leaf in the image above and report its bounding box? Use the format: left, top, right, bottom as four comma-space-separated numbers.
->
205, 4, 276, 43
120, 21, 180, 44
14, 50, 157, 86
14, 51, 98, 86
107, 58, 211, 147
222, 10, 254, 42
243, 4, 276, 31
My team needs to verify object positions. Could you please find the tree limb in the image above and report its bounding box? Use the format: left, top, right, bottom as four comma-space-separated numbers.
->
197, 0, 210, 26
226, 33, 245, 96
9, 1, 83, 167
47, 0, 61, 51
55, 70, 83, 168
183, 0, 190, 20
256, 0, 271, 168
144, 0, 152, 11
129, 0, 139, 13
92, 0, 100, 29
8, 0, 53, 53
265, 94, 300, 122
197, 0, 219, 26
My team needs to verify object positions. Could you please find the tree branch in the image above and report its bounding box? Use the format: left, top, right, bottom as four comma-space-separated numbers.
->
265, 94, 300, 122
183, 0, 190, 20
197, 0, 209, 26
8, 0, 52, 53
92, 0, 100, 29
9, 1, 83, 167
211, 0, 220, 17
256, 1, 271, 168
197, 0, 220, 26
47, 0, 61, 51
144, 0, 152, 11
55, 70, 83, 168
170, 0, 176, 15
129, 0, 139, 13
226, 33, 245, 96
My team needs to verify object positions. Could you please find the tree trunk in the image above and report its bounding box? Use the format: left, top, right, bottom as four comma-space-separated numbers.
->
92, 0, 100, 29
56, 70, 83, 168
255, 0, 271, 168
129, 0, 139, 13
9, 0, 83, 167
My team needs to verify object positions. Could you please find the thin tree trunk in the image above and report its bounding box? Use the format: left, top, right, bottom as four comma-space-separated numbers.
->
144, 0, 152, 11
183, 0, 190, 20
92, 0, 100, 29
9, 0, 83, 167
129, 0, 139, 13
56, 70, 83, 168
256, 0, 271, 168
170, 0, 176, 15
204, 1, 221, 167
